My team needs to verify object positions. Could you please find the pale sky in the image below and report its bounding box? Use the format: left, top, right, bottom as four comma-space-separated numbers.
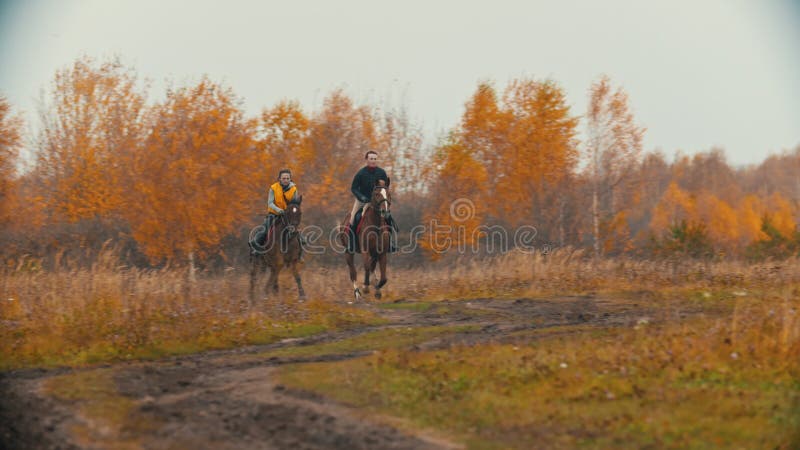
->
1, 0, 798, 166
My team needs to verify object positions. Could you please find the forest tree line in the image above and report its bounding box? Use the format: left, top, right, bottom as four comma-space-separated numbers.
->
1, 56, 799, 269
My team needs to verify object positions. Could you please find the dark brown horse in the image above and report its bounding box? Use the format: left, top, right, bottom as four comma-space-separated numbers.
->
339, 180, 391, 302
250, 196, 305, 301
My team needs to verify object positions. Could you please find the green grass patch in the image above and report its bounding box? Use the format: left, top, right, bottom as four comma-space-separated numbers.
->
276, 307, 800, 449
0, 299, 381, 370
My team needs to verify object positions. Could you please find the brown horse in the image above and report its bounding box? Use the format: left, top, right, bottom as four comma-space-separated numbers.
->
250, 196, 305, 301
339, 180, 392, 301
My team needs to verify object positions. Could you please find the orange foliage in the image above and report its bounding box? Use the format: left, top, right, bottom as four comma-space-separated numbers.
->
650, 182, 696, 232
36, 56, 146, 224
601, 211, 633, 254
125, 78, 258, 263
421, 142, 488, 259
696, 192, 739, 251
0, 95, 22, 226
257, 100, 311, 182
765, 192, 796, 237
303, 90, 382, 221
651, 184, 798, 254
501, 79, 579, 226
7, 60, 799, 264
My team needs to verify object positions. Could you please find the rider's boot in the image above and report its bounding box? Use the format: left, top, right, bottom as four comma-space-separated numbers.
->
251, 216, 269, 254
387, 216, 398, 253
347, 223, 357, 254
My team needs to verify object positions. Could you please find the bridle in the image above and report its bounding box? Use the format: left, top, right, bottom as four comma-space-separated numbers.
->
372, 187, 391, 220
278, 204, 301, 237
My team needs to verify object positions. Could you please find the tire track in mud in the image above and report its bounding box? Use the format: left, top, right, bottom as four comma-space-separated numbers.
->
0, 294, 719, 449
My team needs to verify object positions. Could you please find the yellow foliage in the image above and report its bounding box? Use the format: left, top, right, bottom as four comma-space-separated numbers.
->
650, 182, 696, 232
696, 192, 739, 250
0, 95, 22, 226
36, 56, 146, 224
766, 192, 796, 237
125, 78, 258, 263
421, 143, 488, 259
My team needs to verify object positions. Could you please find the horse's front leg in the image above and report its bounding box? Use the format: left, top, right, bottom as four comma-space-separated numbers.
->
346, 252, 361, 302
267, 261, 282, 295
249, 254, 258, 304
290, 261, 306, 300
362, 252, 374, 294
375, 252, 388, 299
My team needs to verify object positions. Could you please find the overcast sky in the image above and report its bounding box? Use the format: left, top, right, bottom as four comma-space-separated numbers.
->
1, 0, 798, 166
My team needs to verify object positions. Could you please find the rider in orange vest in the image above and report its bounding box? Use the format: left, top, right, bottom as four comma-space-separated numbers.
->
254, 169, 299, 249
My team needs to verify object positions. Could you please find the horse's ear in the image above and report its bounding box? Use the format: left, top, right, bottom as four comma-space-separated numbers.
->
296, 194, 303, 205
386, 177, 391, 188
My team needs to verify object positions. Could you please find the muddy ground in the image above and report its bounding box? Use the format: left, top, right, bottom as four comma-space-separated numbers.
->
0, 294, 717, 449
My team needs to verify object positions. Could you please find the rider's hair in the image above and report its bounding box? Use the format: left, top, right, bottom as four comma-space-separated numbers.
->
365, 150, 378, 160
278, 169, 292, 179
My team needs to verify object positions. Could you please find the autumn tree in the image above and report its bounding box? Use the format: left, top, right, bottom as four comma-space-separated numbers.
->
252, 100, 312, 230
0, 95, 23, 228
35, 56, 147, 227
302, 90, 382, 224
256, 100, 311, 182
125, 78, 258, 270
649, 182, 696, 234
585, 75, 645, 255
458, 82, 506, 194
740, 146, 800, 203
501, 79, 579, 241
672, 149, 740, 204
374, 103, 428, 195
419, 84, 500, 258
421, 140, 488, 259
422, 78, 579, 257
629, 151, 671, 246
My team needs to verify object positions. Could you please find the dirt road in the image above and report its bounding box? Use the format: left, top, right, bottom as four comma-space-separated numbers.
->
1, 294, 703, 449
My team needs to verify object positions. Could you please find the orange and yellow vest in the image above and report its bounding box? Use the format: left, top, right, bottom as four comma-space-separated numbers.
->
268, 182, 298, 215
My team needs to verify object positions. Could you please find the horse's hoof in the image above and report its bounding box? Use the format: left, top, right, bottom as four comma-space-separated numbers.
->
375, 291, 382, 299
354, 288, 362, 301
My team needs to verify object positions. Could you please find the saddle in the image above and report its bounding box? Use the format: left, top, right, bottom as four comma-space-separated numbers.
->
249, 218, 276, 253
345, 207, 369, 253
354, 207, 368, 235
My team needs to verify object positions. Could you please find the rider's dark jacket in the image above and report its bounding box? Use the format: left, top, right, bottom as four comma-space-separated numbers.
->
350, 166, 390, 203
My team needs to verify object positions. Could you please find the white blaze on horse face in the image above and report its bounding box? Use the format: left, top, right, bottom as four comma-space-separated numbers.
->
379, 188, 387, 210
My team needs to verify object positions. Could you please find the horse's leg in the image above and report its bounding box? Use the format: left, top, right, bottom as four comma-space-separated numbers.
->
366, 255, 378, 293
375, 252, 388, 299
346, 251, 361, 302
290, 260, 305, 300
268, 264, 281, 294
362, 252, 374, 294
249, 254, 258, 305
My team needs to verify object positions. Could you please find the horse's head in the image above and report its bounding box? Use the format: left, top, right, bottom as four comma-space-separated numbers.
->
371, 181, 391, 219
281, 195, 303, 235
